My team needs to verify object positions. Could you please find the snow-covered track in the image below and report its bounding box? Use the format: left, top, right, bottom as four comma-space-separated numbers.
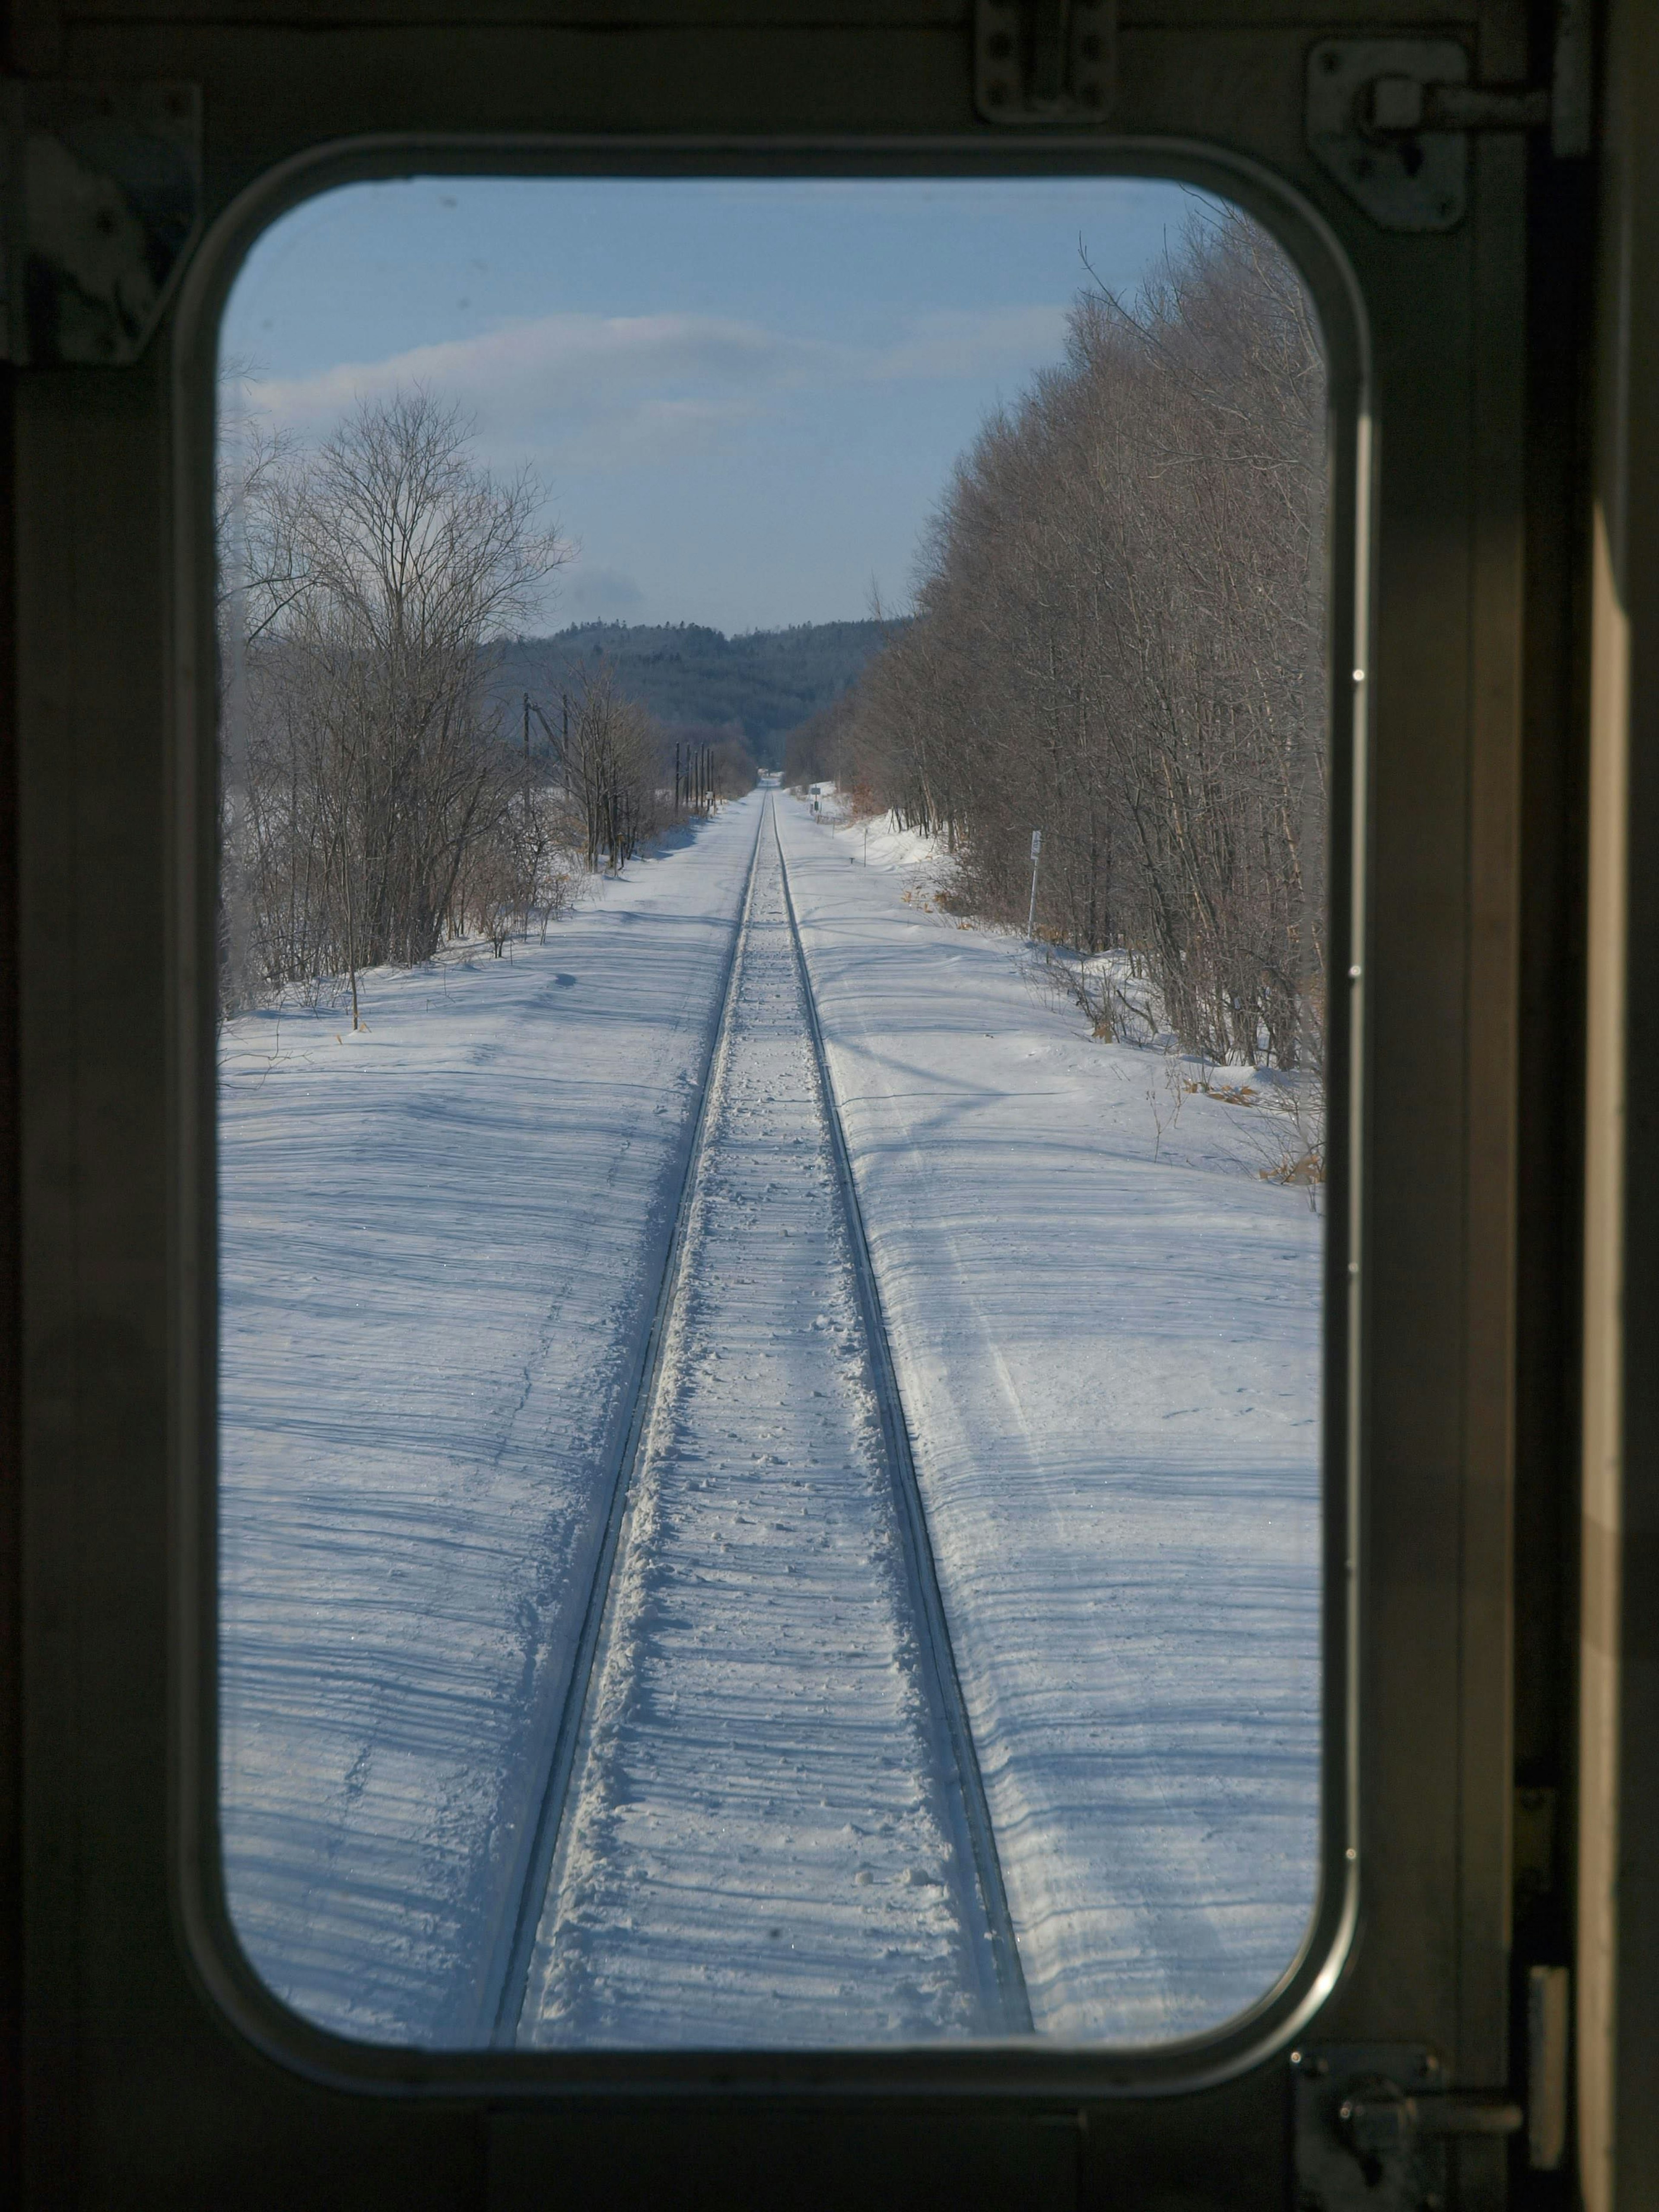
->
493, 795, 1030, 2047
769, 806, 1031, 2036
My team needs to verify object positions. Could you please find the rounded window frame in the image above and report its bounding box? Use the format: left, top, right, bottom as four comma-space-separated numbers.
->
168, 133, 1372, 2102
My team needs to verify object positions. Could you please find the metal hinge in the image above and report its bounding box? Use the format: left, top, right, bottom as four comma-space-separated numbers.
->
0, 79, 201, 365
1306, 1, 1592, 232
1293, 2045, 1523, 2212
974, 0, 1115, 125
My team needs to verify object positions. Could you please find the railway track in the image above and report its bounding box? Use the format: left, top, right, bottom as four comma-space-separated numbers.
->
488, 792, 1029, 2047
770, 802, 1029, 2035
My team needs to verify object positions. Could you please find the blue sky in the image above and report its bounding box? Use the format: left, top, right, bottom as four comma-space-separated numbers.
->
222, 175, 1211, 633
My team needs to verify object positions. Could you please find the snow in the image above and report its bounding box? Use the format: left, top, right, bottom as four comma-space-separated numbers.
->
218, 782, 1322, 2055
775, 795, 1322, 2044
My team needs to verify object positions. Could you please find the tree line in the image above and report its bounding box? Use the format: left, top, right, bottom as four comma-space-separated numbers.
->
790, 207, 1328, 1075
493, 618, 889, 766
217, 387, 755, 1021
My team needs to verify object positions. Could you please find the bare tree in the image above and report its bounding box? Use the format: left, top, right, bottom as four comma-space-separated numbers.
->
539, 661, 664, 872
845, 206, 1327, 1090
220, 387, 566, 1017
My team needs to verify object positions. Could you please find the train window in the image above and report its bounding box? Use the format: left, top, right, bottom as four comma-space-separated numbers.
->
210, 172, 1346, 2062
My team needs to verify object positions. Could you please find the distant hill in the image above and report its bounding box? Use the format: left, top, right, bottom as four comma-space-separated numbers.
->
491, 620, 896, 769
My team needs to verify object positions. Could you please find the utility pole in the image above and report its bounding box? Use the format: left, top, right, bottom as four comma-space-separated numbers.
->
1027, 828, 1043, 943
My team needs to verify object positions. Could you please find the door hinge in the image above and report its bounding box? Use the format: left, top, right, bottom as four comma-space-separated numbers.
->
1307, 2, 1592, 232
0, 79, 201, 365
1293, 2045, 1523, 2212
974, 0, 1115, 125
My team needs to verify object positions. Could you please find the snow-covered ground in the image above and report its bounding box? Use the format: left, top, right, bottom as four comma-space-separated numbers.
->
218, 779, 1322, 2055
776, 795, 1322, 2043
519, 817, 996, 2047
219, 798, 760, 2044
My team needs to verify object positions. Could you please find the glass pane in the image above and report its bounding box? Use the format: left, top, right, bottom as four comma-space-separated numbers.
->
215, 177, 1328, 2050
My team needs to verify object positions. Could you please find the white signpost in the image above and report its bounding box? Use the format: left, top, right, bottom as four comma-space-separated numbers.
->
1027, 828, 1043, 942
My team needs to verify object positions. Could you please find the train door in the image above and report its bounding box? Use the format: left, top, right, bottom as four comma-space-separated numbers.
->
6, 1, 1643, 2206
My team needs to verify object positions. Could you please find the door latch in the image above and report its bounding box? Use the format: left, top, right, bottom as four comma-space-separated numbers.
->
1293, 2045, 1523, 2212
1307, 4, 1592, 232
974, 0, 1114, 124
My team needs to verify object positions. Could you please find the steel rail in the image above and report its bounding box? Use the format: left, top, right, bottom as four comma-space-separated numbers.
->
483, 799, 769, 2047
771, 803, 1033, 2036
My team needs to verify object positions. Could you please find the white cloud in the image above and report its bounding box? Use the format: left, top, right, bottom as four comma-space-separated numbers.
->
868, 305, 1071, 381
245, 311, 817, 450
238, 302, 1072, 475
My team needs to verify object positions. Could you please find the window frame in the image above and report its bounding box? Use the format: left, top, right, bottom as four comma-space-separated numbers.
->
169, 133, 1372, 2104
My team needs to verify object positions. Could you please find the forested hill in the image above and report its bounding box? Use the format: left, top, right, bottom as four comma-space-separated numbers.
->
492, 620, 894, 766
